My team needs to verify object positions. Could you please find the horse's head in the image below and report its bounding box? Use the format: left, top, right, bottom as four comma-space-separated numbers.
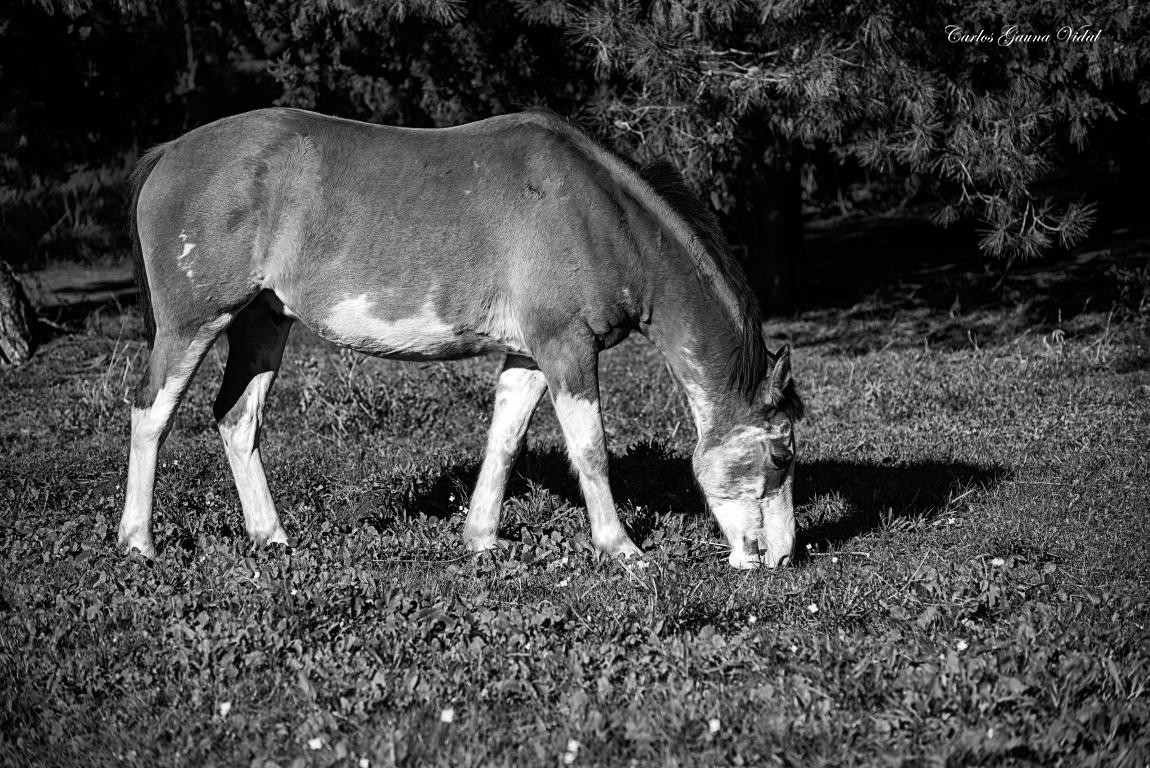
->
693, 345, 803, 569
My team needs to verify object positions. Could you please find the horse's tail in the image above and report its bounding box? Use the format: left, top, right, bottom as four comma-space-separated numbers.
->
128, 143, 170, 345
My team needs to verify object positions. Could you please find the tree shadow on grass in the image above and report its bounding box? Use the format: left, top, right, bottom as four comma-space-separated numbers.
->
365, 441, 698, 541
386, 440, 1008, 554
794, 459, 1009, 559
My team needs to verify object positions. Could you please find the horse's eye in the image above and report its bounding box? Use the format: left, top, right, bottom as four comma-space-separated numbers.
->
768, 449, 793, 470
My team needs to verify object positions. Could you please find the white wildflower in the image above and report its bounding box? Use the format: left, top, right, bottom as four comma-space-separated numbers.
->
807, 603, 819, 614
563, 738, 581, 765
440, 707, 455, 724
956, 639, 969, 652
308, 738, 323, 750
708, 718, 721, 734
990, 557, 1005, 567
218, 701, 231, 718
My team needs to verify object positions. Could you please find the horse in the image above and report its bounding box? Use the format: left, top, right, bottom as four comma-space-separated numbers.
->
117, 107, 804, 569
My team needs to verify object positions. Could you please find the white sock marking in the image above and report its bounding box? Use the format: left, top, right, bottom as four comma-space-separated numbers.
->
552, 391, 638, 554
464, 361, 546, 546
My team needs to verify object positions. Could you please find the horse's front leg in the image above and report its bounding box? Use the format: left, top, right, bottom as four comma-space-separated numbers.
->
540, 346, 641, 558
463, 354, 547, 551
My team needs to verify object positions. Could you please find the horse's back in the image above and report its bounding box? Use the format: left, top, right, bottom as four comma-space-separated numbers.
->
137, 108, 646, 359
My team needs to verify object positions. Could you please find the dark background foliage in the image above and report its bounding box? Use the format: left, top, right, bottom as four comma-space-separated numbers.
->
2, 0, 1148, 304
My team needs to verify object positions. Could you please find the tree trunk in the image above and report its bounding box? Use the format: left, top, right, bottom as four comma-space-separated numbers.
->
0, 262, 35, 366
742, 166, 802, 316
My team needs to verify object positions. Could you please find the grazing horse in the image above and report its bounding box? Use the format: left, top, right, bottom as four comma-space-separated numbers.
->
118, 108, 803, 569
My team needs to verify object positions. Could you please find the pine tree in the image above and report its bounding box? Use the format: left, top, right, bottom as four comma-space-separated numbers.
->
570, 0, 1149, 312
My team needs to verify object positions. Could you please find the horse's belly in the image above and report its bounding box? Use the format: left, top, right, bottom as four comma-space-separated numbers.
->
283, 291, 514, 361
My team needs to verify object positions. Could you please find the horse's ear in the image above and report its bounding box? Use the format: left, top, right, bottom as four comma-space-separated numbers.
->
760, 344, 792, 408
771, 344, 792, 390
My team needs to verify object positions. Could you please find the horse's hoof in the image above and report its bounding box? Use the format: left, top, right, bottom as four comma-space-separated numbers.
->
463, 532, 499, 553
598, 536, 643, 559
251, 527, 289, 548
118, 530, 156, 559
728, 551, 762, 570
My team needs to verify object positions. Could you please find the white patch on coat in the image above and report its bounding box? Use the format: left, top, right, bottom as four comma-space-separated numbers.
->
676, 350, 716, 438
324, 294, 458, 356
480, 294, 528, 355
681, 379, 714, 438
176, 230, 197, 280
179, 244, 196, 279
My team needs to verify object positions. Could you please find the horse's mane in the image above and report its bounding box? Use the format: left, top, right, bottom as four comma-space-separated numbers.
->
520, 110, 773, 401
635, 158, 768, 400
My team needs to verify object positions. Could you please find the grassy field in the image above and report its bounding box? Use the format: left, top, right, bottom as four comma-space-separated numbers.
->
1, 256, 1149, 766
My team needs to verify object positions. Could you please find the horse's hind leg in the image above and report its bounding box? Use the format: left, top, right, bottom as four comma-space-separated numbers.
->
213, 296, 293, 546
119, 317, 232, 557
536, 343, 641, 557
463, 354, 548, 551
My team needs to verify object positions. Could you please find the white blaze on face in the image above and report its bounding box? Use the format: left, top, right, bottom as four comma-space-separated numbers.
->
696, 424, 796, 569
709, 497, 764, 569
758, 467, 795, 568
324, 294, 457, 355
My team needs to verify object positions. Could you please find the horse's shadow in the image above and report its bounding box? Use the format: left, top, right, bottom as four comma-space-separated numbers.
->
392, 441, 1007, 554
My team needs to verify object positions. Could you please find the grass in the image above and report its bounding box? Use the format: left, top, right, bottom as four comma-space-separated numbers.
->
1, 282, 1148, 766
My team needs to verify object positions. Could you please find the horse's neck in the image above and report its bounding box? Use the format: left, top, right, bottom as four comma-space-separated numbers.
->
640, 265, 749, 444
